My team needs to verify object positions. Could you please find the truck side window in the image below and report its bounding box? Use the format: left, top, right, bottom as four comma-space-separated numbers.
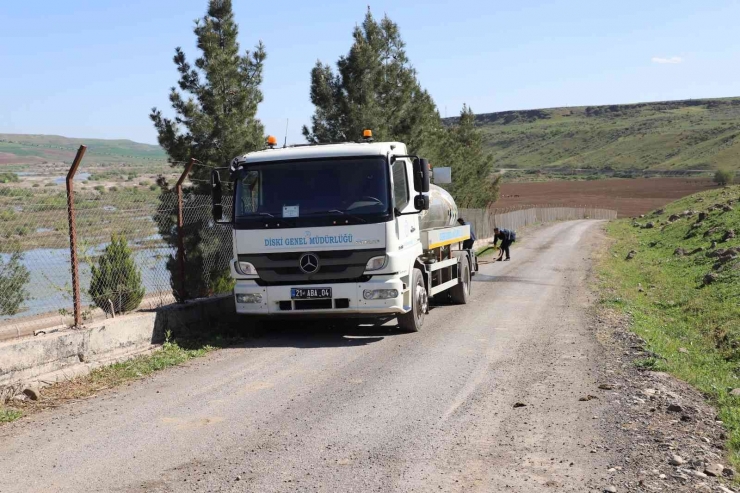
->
392, 160, 409, 211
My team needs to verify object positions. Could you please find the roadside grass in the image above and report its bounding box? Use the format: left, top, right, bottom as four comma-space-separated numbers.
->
0, 332, 239, 424
598, 185, 740, 465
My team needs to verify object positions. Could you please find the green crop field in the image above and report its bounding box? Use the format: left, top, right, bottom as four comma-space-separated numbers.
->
447, 97, 740, 171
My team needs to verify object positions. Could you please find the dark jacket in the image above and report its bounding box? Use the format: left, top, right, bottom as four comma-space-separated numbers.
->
493, 228, 514, 245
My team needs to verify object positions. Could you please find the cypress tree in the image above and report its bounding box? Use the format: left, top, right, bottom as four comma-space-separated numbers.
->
89, 235, 145, 315
150, 0, 266, 299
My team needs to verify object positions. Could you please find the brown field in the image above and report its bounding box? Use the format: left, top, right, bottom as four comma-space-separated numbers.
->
494, 178, 717, 217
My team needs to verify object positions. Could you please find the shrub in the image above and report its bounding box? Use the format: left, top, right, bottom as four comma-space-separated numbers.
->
0, 172, 19, 183
714, 169, 734, 186
0, 245, 31, 316
89, 234, 145, 315
109, 186, 118, 192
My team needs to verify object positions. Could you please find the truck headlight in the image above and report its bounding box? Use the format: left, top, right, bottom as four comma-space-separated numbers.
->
363, 289, 399, 300
236, 293, 262, 304
365, 255, 387, 271
235, 261, 258, 276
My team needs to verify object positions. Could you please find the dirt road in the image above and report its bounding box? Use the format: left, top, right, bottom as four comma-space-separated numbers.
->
0, 221, 619, 492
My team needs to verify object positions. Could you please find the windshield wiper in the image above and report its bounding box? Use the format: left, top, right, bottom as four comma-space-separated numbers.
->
305, 209, 367, 223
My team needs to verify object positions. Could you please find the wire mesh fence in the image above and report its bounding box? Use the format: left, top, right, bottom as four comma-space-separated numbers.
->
459, 205, 618, 240
1, 151, 616, 341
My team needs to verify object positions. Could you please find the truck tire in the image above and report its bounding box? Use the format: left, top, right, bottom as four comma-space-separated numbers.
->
450, 260, 471, 304
398, 268, 427, 332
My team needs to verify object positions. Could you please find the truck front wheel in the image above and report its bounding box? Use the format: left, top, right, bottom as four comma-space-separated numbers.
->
398, 268, 427, 332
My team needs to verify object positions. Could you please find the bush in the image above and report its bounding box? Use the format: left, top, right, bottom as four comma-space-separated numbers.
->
89, 234, 145, 315
0, 172, 19, 183
0, 245, 31, 316
714, 169, 735, 186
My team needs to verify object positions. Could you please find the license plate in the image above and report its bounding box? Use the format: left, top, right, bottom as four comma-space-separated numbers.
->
291, 288, 332, 299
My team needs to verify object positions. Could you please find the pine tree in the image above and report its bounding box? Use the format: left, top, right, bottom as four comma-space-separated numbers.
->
150, 0, 265, 300
303, 8, 439, 156
89, 235, 145, 315
436, 105, 500, 208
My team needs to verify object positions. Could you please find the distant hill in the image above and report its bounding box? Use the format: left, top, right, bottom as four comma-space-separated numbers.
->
444, 97, 740, 170
0, 134, 167, 167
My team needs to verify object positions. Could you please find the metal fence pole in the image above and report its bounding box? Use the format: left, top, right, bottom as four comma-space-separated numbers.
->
176, 158, 197, 302
66, 145, 87, 327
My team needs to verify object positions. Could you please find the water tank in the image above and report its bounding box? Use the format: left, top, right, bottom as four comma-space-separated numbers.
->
419, 185, 458, 231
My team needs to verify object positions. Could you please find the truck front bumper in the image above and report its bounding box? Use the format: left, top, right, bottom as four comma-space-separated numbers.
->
233, 278, 407, 316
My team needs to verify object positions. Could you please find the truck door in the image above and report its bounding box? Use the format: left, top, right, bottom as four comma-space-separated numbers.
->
391, 158, 417, 246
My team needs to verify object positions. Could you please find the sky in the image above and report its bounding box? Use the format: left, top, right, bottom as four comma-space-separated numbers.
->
1, 0, 740, 146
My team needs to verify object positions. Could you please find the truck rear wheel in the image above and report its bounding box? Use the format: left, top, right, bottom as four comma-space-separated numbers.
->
450, 260, 471, 304
398, 268, 427, 332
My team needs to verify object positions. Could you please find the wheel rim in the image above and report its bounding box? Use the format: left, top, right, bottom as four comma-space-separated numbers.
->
415, 279, 428, 321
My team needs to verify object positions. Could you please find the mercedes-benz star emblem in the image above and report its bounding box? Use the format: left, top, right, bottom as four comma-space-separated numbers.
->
299, 253, 320, 274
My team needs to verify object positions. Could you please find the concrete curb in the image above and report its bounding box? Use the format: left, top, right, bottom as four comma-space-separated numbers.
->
0, 295, 236, 401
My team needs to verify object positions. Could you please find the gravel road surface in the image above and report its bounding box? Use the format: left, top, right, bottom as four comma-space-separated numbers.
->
0, 220, 618, 492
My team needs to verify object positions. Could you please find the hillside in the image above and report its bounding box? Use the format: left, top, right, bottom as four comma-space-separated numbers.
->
600, 185, 740, 466
0, 134, 167, 167
446, 97, 740, 171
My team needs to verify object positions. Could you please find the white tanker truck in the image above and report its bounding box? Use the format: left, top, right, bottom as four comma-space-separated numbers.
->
210, 133, 477, 332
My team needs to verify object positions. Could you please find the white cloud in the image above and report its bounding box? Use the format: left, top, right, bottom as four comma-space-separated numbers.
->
651, 56, 683, 64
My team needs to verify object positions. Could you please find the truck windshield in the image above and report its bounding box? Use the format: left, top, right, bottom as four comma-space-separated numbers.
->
234, 156, 391, 227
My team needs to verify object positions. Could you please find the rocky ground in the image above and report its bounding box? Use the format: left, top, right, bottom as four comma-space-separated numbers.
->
593, 307, 737, 492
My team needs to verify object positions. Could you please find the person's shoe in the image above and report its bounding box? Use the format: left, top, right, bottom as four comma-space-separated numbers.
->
504, 258, 511, 261
497, 258, 504, 262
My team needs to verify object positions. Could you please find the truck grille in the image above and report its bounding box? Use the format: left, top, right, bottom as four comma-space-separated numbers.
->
239, 249, 384, 285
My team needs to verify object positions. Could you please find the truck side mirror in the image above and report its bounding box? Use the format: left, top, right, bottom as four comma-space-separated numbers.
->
211, 169, 223, 221
412, 158, 430, 193
414, 195, 430, 211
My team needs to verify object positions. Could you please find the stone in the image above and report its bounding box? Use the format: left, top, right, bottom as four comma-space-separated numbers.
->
698, 211, 708, 221
668, 454, 685, 466
703, 462, 724, 477
730, 388, 740, 397
643, 222, 655, 229
703, 273, 718, 286
626, 250, 637, 260
22, 385, 39, 401
723, 229, 736, 242
604, 486, 617, 493
668, 214, 681, 222
689, 247, 705, 255
723, 466, 735, 478
674, 248, 686, 256
711, 240, 717, 249
723, 205, 734, 212
654, 208, 665, 215
704, 226, 721, 238
598, 384, 614, 390
513, 402, 527, 408
667, 403, 683, 413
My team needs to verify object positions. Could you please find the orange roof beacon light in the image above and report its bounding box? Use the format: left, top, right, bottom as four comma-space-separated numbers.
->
266, 135, 277, 148
362, 129, 373, 141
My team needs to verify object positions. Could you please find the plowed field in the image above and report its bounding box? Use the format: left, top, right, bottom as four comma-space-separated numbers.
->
495, 177, 716, 217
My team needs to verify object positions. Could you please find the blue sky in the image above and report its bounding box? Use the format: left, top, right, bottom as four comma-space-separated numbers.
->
1, 0, 739, 145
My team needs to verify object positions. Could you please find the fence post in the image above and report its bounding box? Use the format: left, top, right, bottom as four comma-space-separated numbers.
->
66, 145, 87, 328
176, 158, 197, 302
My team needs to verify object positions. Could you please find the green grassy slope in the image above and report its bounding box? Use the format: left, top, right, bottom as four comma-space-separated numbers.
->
448, 97, 740, 171
0, 134, 167, 166
599, 185, 740, 464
